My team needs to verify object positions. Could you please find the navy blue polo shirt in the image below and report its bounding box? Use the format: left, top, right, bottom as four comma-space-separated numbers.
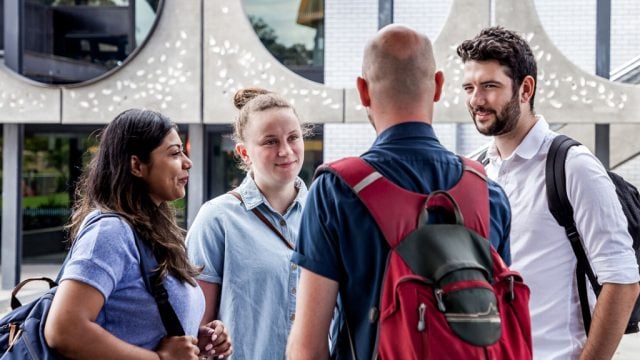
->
292, 122, 511, 359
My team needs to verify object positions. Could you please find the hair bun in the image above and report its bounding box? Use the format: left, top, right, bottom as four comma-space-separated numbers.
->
233, 87, 271, 109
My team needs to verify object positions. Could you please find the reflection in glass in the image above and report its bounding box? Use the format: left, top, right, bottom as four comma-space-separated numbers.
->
0, 0, 4, 53
243, 0, 324, 83
21, 124, 188, 259
22, 126, 99, 258
9, 0, 161, 84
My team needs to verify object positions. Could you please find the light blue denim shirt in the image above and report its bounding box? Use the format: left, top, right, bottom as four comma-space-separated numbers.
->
186, 174, 307, 360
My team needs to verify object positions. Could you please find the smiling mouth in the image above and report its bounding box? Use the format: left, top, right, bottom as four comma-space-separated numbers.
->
474, 109, 495, 120
179, 177, 189, 184
277, 160, 297, 167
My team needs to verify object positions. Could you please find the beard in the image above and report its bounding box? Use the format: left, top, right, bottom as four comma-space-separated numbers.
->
470, 93, 521, 136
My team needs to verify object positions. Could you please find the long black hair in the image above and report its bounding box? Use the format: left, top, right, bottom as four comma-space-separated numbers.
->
68, 108, 199, 285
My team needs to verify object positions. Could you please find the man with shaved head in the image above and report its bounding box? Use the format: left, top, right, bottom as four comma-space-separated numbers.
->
286, 24, 512, 359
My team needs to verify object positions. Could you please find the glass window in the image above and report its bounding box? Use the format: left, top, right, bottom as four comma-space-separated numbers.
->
6, 0, 161, 84
21, 124, 190, 260
243, 0, 324, 83
0, 0, 4, 54
22, 125, 99, 259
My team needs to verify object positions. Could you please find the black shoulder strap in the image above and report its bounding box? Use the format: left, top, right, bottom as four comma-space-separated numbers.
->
66, 212, 185, 336
477, 149, 489, 167
546, 135, 581, 228
134, 228, 186, 336
545, 134, 601, 335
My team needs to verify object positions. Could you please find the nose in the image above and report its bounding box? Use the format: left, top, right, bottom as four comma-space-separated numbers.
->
278, 142, 293, 157
468, 89, 485, 109
182, 152, 193, 169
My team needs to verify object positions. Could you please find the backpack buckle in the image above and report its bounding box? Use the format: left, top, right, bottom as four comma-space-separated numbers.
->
7, 323, 22, 352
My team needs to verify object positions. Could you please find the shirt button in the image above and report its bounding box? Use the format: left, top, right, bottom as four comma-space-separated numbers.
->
290, 313, 295, 321
279, 219, 286, 226
291, 263, 298, 271
291, 287, 297, 295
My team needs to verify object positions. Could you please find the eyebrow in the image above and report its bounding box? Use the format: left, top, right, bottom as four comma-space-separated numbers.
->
165, 143, 183, 151
461, 80, 504, 87
260, 129, 301, 139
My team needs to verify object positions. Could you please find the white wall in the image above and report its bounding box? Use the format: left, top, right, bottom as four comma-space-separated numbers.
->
322, 0, 640, 189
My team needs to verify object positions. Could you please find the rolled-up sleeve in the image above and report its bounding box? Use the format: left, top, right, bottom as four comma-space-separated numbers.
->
567, 147, 640, 285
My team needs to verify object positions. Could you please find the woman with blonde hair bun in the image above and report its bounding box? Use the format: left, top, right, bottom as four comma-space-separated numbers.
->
187, 87, 310, 359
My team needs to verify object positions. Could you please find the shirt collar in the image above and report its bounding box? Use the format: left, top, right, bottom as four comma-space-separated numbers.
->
235, 172, 307, 212
487, 115, 549, 161
373, 121, 438, 146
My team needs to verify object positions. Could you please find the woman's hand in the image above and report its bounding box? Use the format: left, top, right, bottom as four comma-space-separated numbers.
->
197, 320, 233, 359
156, 335, 200, 360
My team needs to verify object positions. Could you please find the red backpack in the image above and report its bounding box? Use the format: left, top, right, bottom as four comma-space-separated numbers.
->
323, 157, 532, 359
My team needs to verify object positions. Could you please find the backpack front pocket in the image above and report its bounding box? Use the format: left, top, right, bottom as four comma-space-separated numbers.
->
435, 278, 501, 346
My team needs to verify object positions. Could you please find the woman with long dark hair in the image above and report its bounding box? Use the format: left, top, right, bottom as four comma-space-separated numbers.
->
45, 109, 232, 359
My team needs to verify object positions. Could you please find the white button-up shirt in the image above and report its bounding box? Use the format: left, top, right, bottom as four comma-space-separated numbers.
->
485, 116, 639, 359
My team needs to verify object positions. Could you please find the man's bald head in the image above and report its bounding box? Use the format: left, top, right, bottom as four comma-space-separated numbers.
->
362, 24, 437, 107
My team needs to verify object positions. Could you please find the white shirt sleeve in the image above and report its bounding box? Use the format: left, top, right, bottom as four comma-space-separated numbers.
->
565, 146, 640, 285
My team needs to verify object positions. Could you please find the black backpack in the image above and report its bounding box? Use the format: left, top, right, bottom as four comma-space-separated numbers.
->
546, 135, 640, 335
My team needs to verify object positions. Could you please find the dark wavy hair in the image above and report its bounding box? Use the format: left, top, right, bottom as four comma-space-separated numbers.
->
67, 108, 200, 285
456, 26, 537, 111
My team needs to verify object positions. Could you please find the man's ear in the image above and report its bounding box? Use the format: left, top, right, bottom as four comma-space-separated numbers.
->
520, 75, 535, 104
433, 70, 445, 102
357, 76, 371, 107
235, 143, 250, 165
130, 155, 144, 177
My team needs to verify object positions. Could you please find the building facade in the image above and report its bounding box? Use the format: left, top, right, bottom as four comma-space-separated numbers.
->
1, 0, 640, 287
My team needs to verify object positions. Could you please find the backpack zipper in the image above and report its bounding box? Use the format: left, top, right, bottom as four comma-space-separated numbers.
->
417, 303, 426, 332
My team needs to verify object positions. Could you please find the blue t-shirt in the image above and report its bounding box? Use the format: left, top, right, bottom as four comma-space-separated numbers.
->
61, 211, 205, 349
187, 175, 307, 360
292, 122, 511, 359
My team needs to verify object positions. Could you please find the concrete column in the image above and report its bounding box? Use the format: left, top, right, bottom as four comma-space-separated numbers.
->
2, 124, 24, 289
3, 0, 23, 73
595, 0, 611, 169
187, 123, 206, 228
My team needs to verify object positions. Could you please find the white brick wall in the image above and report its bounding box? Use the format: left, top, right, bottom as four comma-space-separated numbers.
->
394, 1, 453, 40
534, 0, 640, 74
324, 122, 461, 162
433, 123, 457, 152
324, 0, 378, 88
323, 123, 376, 162
323, 0, 640, 171
611, 1, 640, 72
456, 124, 491, 156
615, 158, 640, 190
534, 0, 597, 74
324, 0, 454, 89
